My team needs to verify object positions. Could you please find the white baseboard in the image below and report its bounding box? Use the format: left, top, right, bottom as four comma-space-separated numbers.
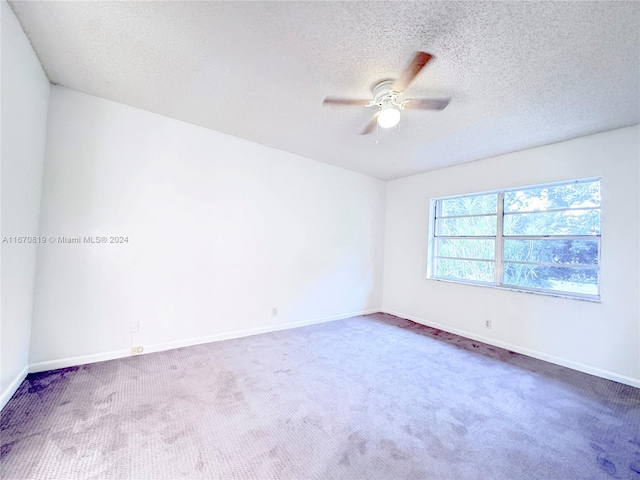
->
1, 365, 29, 411
381, 308, 640, 389
29, 308, 380, 374
29, 349, 131, 373
144, 309, 380, 355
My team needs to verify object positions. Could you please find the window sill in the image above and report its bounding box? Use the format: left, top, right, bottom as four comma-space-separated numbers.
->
427, 276, 601, 303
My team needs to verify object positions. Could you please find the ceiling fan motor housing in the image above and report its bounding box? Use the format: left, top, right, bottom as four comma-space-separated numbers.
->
371, 80, 403, 109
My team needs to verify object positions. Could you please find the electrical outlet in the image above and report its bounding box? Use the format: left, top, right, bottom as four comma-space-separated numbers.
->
484, 319, 492, 329
131, 346, 144, 355
271, 307, 278, 317
130, 321, 139, 333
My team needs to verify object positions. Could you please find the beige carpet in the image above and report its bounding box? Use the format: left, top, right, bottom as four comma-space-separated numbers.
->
1, 313, 639, 479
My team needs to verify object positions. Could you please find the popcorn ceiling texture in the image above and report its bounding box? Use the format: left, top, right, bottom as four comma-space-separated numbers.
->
1, 314, 639, 479
9, 1, 640, 180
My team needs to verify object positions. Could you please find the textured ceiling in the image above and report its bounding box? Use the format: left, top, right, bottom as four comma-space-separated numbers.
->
9, 1, 640, 180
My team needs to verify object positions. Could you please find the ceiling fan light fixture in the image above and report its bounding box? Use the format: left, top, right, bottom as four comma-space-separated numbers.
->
377, 107, 401, 128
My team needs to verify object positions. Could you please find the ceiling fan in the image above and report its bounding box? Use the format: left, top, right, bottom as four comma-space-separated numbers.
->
323, 52, 450, 135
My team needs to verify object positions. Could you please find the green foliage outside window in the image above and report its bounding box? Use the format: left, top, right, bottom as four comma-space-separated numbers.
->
432, 180, 600, 296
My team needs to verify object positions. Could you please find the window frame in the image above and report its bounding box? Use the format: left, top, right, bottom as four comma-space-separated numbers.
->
427, 178, 602, 302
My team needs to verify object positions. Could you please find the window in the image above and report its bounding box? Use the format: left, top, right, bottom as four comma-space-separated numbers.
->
428, 178, 601, 300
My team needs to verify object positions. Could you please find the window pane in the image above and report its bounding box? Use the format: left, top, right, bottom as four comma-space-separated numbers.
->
503, 239, 599, 265
435, 258, 494, 283
503, 263, 598, 296
504, 181, 600, 213
439, 194, 497, 217
436, 215, 497, 236
436, 239, 495, 260
503, 209, 600, 236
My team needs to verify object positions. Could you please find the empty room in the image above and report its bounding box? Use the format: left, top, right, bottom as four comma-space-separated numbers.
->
1, 1, 639, 479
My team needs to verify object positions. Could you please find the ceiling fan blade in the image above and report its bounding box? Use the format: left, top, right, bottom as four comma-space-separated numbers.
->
360, 115, 378, 135
402, 98, 450, 111
323, 97, 371, 106
392, 52, 433, 93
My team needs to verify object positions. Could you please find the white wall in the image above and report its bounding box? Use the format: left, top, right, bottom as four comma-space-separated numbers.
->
0, 0, 50, 408
383, 126, 640, 387
29, 86, 385, 369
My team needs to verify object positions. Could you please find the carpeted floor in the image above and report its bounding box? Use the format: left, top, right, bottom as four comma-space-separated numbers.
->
1, 313, 639, 480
